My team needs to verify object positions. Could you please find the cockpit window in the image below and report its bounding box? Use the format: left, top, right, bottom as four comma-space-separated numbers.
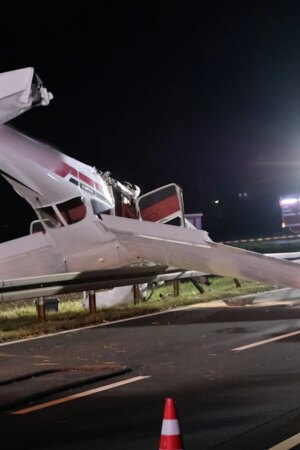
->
37, 206, 63, 228
57, 197, 87, 224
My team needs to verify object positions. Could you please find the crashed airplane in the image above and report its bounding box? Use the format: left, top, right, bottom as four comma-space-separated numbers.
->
0, 66, 300, 301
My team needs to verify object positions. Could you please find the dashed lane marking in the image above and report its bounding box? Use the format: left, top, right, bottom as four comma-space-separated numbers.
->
232, 330, 300, 352
12, 375, 150, 415
268, 432, 300, 449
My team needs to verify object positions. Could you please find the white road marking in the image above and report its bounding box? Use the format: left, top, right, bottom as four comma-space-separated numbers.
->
268, 432, 300, 449
33, 363, 58, 366
232, 330, 300, 352
12, 375, 150, 415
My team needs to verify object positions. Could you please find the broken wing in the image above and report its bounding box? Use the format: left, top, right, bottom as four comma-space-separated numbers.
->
102, 215, 300, 289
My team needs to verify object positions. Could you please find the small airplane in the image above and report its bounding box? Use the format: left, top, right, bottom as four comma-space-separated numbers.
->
1, 66, 300, 301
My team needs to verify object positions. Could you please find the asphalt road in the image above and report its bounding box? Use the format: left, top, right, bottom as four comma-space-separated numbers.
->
2, 295, 300, 449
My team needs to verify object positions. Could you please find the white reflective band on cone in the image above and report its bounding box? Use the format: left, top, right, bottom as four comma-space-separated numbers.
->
161, 419, 180, 435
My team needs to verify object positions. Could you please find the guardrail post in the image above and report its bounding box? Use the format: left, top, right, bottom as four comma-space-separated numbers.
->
173, 279, 180, 297
133, 285, 140, 304
233, 278, 241, 288
37, 297, 46, 322
190, 277, 205, 293
89, 290, 96, 314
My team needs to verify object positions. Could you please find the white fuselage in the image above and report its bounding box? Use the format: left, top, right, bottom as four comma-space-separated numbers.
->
0, 125, 140, 278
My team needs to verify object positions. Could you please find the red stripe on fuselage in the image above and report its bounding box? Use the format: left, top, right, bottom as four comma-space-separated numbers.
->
55, 161, 103, 193
56, 161, 77, 178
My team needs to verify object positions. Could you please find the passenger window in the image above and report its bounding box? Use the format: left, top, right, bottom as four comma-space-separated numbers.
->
37, 206, 63, 228
30, 220, 46, 234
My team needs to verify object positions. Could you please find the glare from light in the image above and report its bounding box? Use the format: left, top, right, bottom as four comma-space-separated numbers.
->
280, 198, 298, 206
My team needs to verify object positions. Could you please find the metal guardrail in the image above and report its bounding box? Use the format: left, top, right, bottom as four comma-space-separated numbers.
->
0, 266, 207, 302
0, 266, 169, 302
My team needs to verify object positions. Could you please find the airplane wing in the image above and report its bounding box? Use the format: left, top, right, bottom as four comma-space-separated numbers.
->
2, 214, 300, 301
265, 252, 300, 262
101, 215, 300, 289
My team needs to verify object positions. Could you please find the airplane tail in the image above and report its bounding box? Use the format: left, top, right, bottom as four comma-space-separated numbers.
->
0, 67, 53, 125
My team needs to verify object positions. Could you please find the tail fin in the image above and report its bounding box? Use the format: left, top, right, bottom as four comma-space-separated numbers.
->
0, 67, 53, 125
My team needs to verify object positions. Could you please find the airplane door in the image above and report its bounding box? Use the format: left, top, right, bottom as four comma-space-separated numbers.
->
137, 183, 185, 226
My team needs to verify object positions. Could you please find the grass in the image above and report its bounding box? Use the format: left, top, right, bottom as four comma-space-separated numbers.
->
0, 277, 274, 343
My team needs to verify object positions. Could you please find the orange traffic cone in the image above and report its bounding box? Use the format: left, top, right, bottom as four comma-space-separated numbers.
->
159, 398, 184, 450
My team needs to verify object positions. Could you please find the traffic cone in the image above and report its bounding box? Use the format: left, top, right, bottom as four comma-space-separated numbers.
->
159, 398, 184, 450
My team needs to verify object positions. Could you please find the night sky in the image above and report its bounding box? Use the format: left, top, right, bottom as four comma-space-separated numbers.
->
1, 3, 300, 240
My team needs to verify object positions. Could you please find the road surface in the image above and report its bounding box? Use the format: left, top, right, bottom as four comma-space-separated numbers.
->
2, 292, 300, 449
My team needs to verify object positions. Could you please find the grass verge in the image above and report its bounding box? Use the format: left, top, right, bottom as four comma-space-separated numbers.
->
0, 277, 274, 343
